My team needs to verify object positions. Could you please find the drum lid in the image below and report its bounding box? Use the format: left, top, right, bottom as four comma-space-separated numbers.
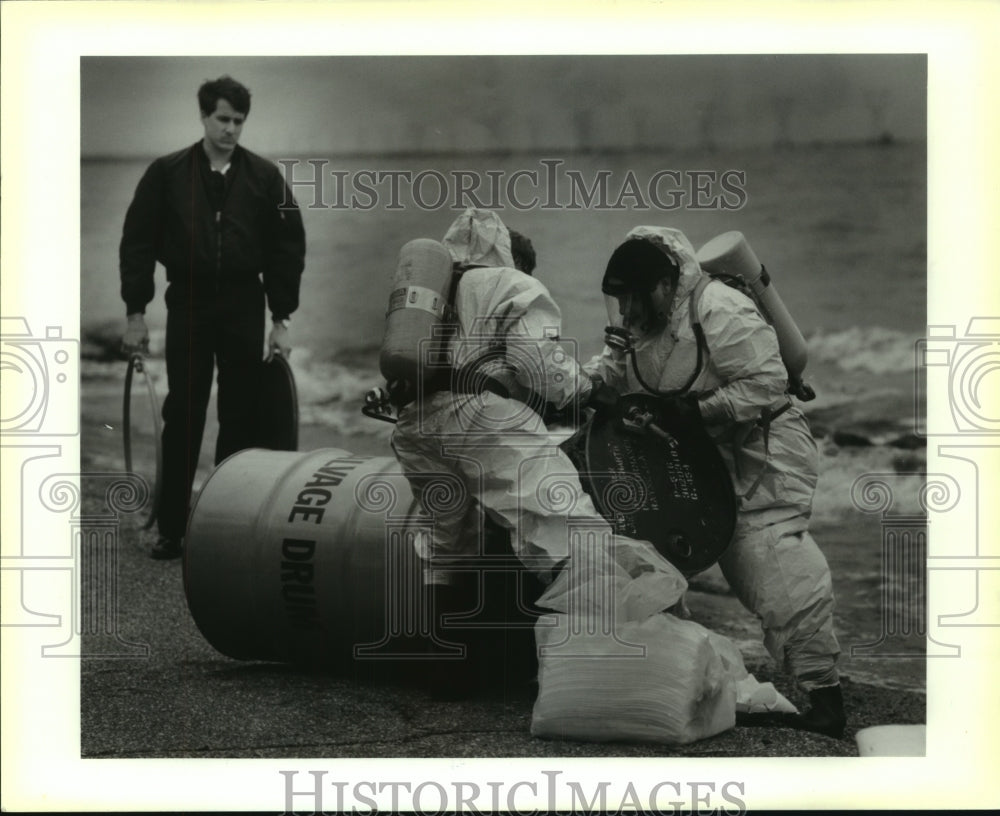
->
256, 354, 299, 451
565, 393, 737, 576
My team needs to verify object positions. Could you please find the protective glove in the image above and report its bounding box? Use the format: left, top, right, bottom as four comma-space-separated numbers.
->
121, 313, 149, 356
586, 378, 621, 415
658, 392, 701, 424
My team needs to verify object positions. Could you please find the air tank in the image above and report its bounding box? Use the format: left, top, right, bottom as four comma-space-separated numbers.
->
696, 231, 809, 383
378, 238, 454, 387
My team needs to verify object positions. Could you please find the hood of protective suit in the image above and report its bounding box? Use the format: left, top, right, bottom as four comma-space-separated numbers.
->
442, 208, 515, 269
619, 226, 704, 319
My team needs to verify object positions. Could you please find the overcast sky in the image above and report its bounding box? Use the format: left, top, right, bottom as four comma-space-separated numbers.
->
81, 54, 925, 158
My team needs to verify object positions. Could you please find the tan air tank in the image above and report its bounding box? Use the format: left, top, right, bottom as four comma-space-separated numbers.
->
379, 238, 455, 388
696, 231, 809, 384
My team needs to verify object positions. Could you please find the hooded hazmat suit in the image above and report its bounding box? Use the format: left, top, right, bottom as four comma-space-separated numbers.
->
585, 226, 840, 691
390, 211, 682, 611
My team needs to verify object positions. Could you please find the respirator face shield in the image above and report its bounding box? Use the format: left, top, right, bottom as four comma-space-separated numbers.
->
603, 284, 670, 340
601, 239, 679, 343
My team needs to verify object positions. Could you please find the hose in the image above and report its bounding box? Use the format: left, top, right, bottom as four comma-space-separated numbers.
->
123, 353, 162, 531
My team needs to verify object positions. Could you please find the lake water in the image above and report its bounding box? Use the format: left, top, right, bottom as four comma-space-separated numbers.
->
81, 140, 927, 523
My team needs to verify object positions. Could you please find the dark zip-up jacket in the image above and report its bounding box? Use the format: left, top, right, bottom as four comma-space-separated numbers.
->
119, 142, 305, 320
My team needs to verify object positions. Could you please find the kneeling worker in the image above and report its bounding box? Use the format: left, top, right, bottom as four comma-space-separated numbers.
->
388, 209, 658, 695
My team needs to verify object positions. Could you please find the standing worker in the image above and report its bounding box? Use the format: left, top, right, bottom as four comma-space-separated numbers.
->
120, 75, 306, 560
585, 226, 845, 738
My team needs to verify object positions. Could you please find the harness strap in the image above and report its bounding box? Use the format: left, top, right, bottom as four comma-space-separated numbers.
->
731, 398, 793, 501
629, 276, 709, 397
684, 275, 712, 392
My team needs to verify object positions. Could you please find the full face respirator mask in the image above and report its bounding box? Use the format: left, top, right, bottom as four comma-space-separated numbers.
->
601, 239, 680, 352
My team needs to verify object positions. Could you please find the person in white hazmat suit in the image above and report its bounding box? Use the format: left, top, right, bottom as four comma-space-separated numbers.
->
390, 209, 681, 696
584, 226, 845, 739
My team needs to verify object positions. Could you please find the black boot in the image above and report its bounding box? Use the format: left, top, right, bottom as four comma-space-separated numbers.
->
736, 683, 845, 739
799, 683, 846, 739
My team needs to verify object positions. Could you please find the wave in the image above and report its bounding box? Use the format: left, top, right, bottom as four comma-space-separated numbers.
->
82, 319, 923, 450
290, 348, 386, 436
81, 347, 926, 522
807, 326, 919, 375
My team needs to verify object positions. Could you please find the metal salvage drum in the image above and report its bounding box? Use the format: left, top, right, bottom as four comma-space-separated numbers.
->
184, 448, 435, 664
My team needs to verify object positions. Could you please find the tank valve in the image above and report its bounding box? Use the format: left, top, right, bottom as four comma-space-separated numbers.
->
362, 386, 398, 424
604, 325, 633, 353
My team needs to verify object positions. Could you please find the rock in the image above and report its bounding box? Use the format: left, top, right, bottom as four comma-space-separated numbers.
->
888, 433, 924, 450
832, 430, 873, 447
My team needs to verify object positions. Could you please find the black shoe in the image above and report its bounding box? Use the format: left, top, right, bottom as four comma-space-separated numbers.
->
150, 536, 183, 560
800, 683, 846, 739
736, 684, 846, 739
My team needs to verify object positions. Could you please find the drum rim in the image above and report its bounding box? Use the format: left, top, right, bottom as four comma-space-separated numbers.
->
262, 353, 299, 451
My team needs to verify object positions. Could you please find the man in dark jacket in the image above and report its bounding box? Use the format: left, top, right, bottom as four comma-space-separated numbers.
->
120, 75, 306, 560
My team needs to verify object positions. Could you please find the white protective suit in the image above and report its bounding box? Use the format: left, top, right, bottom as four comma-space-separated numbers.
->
391, 211, 682, 612
585, 226, 841, 691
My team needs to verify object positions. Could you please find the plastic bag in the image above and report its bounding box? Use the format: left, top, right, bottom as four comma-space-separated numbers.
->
531, 611, 736, 745
706, 631, 798, 715
530, 536, 795, 745
536, 535, 687, 617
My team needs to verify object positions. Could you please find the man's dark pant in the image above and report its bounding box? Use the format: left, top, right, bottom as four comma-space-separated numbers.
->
157, 284, 265, 540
